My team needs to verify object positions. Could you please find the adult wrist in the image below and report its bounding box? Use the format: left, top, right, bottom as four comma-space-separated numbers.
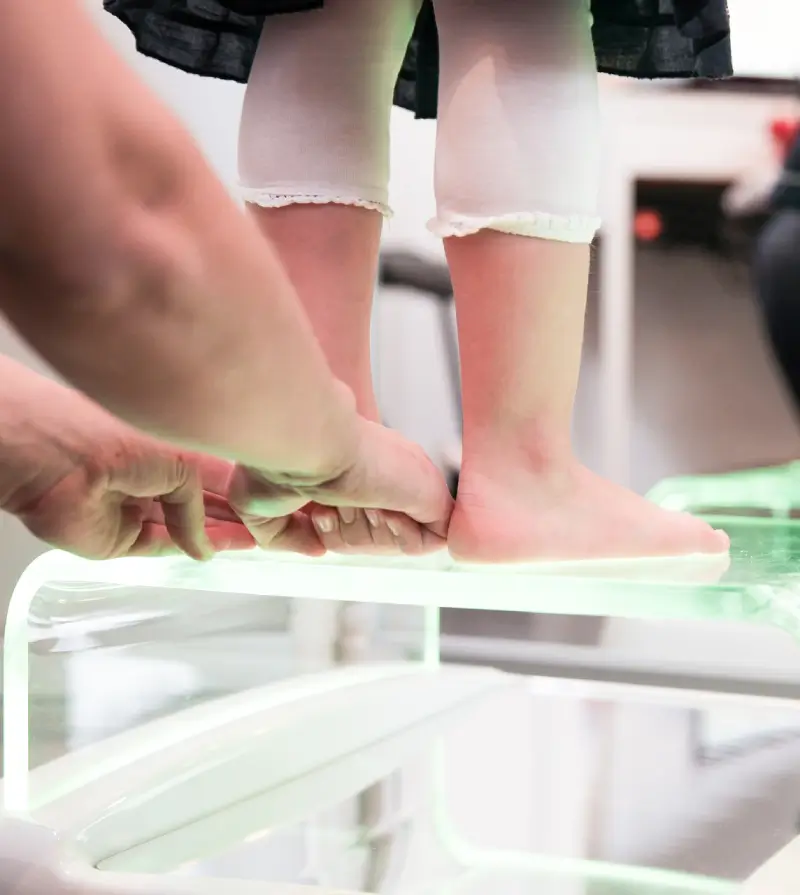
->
0, 414, 61, 518
0, 360, 104, 518
255, 379, 362, 486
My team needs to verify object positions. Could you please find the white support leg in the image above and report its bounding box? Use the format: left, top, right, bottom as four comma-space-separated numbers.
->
599, 164, 636, 487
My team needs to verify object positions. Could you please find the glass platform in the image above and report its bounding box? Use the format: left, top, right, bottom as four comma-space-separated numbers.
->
1, 465, 800, 895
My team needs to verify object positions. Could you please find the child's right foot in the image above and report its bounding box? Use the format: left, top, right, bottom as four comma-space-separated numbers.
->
448, 458, 729, 564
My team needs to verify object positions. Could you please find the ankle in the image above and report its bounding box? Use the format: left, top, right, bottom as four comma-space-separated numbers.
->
461, 421, 575, 478
352, 390, 381, 424
329, 366, 380, 423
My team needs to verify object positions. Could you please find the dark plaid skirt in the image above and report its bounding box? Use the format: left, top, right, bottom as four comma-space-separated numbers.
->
104, 0, 732, 120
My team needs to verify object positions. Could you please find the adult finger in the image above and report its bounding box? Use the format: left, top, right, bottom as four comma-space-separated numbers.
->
227, 466, 308, 519
188, 453, 237, 496
334, 506, 374, 550
227, 466, 324, 555
126, 522, 185, 558
199, 492, 258, 549
309, 505, 399, 555
321, 422, 454, 530
421, 524, 449, 551
237, 510, 325, 556
205, 520, 257, 552
141, 490, 254, 554
109, 454, 213, 561
377, 510, 426, 555
160, 483, 214, 561
123, 519, 255, 558
203, 490, 245, 522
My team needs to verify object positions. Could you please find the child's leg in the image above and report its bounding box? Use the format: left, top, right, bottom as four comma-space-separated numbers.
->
239, 0, 420, 422
432, 0, 729, 561
239, 0, 435, 553
246, 205, 382, 423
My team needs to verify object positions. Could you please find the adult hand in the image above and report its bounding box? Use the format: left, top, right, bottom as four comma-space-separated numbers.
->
12, 447, 256, 561
228, 418, 454, 557
0, 363, 255, 561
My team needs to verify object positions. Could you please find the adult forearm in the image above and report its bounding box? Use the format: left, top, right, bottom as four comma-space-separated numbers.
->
0, 361, 46, 512
2, 180, 358, 478
0, 1, 357, 479
0, 358, 95, 515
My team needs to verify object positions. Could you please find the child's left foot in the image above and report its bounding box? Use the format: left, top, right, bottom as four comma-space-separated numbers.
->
448, 459, 729, 564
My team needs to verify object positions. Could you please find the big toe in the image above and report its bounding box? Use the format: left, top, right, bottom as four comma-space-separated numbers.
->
678, 513, 730, 555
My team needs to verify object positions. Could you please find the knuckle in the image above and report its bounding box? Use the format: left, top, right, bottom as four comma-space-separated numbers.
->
173, 452, 200, 490
247, 515, 290, 547
228, 469, 303, 519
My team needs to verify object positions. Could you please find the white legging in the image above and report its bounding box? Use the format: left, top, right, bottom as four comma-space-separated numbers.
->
238, 0, 601, 244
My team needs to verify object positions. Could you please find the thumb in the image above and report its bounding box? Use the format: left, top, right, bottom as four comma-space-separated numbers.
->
227, 466, 325, 555
106, 448, 212, 561
227, 466, 308, 519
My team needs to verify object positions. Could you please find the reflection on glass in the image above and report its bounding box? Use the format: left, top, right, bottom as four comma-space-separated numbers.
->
3, 465, 799, 894
19, 587, 426, 769
94, 678, 799, 894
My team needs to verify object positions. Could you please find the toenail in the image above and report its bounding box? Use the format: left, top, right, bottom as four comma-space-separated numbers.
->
386, 518, 401, 538
315, 515, 334, 533
339, 507, 356, 524
365, 509, 380, 527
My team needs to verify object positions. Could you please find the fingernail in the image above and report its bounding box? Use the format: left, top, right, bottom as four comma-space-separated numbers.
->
386, 518, 401, 537
365, 509, 381, 527
339, 507, 356, 524
315, 515, 334, 533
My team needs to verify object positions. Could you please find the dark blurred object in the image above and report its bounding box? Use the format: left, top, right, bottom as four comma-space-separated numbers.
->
634, 181, 731, 251
644, 115, 800, 255
722, 115, 800, 225
753, 129, 800, 418
379, 251, 453, 301
378, 251, 461, 496
754, 210, 800, 416
772, 126, 800, 212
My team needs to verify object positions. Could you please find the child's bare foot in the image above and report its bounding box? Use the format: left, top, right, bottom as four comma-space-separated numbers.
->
306, 419, 452, 557
448, 460, 729, 564
309, 503, 444, 556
